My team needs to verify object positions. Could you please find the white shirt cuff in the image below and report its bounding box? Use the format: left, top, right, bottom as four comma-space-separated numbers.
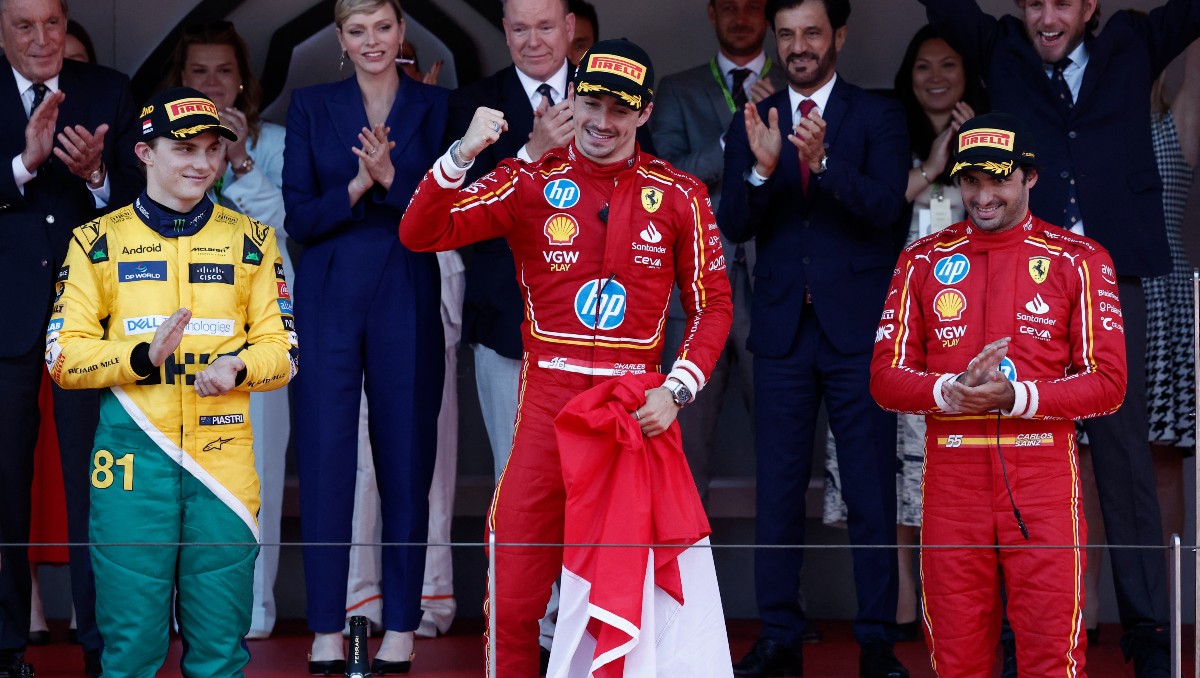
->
12, 155, 34, 194
434, 150, 468, 189
88, 173, 111, 208
1001, 381, 1038, 418
748, 166, 770, 186
933, 372, 960, 413
517, 144, 533, 163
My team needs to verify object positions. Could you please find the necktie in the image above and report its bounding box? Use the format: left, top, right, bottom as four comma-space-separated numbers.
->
1049, 59, 1083, 227
798, 99, 817, 195
536, 83, 555, 106
1050, 58, 1073, 111
730, 68, 752, 109
30, 83, 48, 117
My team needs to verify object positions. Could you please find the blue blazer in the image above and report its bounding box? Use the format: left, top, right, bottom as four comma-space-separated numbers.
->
282, 72, 446, 356
0, 56, 142, 357
922, 0, 1200, 277
719, 78, 909, 358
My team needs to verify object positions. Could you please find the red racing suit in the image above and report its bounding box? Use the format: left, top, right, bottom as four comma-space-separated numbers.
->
870, 213, 1126, 678
401, 143, 732, 676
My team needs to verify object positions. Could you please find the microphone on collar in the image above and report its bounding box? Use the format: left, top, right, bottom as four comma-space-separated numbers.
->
598, 204, 609, 223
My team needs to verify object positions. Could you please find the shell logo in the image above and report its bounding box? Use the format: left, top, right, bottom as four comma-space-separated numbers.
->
544, 213, 580, 245
933, 289, 967, 322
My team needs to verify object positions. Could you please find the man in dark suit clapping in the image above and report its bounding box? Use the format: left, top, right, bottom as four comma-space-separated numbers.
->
0, 1, 140, 675
651, 0, 787, 501
719, 0, 910, 676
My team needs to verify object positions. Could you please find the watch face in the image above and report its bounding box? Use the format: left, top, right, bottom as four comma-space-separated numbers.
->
674, 384, 693, 405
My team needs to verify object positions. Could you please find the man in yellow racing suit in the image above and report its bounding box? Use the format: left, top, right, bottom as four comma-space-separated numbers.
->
46, 87, 296, 678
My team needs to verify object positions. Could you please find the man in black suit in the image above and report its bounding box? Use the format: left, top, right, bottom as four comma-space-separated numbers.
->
652, 0, 786, 501
446, 0, 575, 484
0, 0, 140, 675
444, 0, 576, 667
719, 1, 910, 676
920, 1, 1200, 674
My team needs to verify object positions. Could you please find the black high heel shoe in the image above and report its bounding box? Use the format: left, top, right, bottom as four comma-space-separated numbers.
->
306, 657, 346, 675
371, 654, 414, 675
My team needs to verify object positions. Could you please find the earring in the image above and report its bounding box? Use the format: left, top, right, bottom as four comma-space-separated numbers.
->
238, 84, 244, 93
339, 50, 347, 71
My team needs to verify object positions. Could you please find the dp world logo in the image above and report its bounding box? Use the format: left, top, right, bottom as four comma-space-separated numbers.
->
574, 278, 626, 330
544, 179, 580, 209
933, 253, 970, 285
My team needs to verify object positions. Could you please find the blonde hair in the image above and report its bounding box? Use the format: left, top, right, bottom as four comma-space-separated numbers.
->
335, 0, 403, 28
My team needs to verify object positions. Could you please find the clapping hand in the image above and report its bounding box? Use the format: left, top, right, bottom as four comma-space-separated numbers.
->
789, 106, 827, 174
348, 123, 395, 203
744, 102, 782, 178
195, 355, 246, 398
526, 91, 573, 160
21, 90, 64, 173
940, 338, 1016, 413
148, 308, 192, 367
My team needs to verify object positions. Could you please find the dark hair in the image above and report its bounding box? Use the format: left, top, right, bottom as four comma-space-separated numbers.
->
569, 0, 598, 36
165, 21, 263, 145
893, 25, 988, 185
65, 20, 97, 64
765, 0, 850, 31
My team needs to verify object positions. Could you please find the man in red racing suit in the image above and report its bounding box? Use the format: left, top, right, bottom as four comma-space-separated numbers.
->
400, 39, 732, 676
870, 113, 1126, 678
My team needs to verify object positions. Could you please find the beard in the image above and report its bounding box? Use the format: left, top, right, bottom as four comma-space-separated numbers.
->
783, 47, 836, 91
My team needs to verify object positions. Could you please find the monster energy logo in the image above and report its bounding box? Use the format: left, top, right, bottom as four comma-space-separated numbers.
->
173, 218, 186, 232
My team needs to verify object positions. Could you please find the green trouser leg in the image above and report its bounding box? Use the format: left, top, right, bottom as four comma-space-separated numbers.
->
89, 393, 258, 678
177, 470, 257, 678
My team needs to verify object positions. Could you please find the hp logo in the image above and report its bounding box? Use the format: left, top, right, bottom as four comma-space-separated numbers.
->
544, 179, 581, 209
574, 279, 627, 331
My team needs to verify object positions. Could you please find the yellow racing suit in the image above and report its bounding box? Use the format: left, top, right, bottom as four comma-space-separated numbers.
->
46, 195, 295, 677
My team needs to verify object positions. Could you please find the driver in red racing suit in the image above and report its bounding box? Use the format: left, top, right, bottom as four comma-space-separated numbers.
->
869, 113, 1126, 677
400, 39, 732, 675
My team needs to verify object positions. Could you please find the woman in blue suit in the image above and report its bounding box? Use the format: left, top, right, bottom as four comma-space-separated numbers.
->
282, 0, 445, 673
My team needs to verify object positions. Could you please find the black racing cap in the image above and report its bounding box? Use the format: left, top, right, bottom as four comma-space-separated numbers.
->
950, 111, 1037, 178
138, 87, 237, 143
573, 38, 655, 110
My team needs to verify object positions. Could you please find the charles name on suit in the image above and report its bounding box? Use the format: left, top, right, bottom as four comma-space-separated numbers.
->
719, 0, 911, 676
0, 0, 141, 676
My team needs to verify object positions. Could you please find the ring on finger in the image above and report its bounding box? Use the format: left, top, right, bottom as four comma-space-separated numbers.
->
634, 409, 642, 421
490, 121, 500, 133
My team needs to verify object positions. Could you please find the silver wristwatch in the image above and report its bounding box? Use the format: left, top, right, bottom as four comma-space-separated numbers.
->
662, 379, 694, 407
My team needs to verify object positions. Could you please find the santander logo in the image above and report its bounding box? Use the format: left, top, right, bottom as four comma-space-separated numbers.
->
639, 222, 662, 244
1025, 294, 1049, 315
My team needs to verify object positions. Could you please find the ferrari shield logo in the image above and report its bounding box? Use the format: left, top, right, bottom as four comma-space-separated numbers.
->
640, 187, 662, 213
1028, 257, 1050, 284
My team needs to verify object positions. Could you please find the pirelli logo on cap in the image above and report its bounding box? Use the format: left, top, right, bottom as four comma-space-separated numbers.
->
959, 128, 1014, 153
586, 53, 646, 84
166, 98, 219, 121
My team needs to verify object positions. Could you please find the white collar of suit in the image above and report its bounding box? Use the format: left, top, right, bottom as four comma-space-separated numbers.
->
715, 50, 767, 84
788, 72, 837, 123
515, 59, 570, 110
11, 66, 59, 99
